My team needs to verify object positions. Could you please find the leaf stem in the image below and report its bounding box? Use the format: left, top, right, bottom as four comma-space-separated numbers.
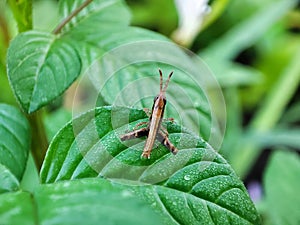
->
27, 110, 48, 171
53, 0, 93, 34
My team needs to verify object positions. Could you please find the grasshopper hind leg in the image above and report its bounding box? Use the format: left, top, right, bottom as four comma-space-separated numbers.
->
157, 131, 178, 155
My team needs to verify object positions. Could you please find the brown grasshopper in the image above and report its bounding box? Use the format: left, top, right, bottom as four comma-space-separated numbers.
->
120, 69, 178, 159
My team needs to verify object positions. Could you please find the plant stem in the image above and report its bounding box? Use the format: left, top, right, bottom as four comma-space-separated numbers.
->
231, 47, 300, 177
7, 0, 48, 171
27, 110, 48, 171
53, 0, 93, 34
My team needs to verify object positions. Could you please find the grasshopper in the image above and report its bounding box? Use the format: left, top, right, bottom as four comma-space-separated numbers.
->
120, 69, 178, 159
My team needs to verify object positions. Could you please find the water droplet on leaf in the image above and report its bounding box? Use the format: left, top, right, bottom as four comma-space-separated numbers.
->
184, 175, 191, 181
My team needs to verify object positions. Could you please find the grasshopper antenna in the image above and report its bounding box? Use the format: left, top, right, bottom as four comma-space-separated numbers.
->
159, 69, 163, 92
162, 71, 173, 93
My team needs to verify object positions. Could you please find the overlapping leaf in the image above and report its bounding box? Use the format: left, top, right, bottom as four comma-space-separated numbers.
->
0, 164, 19, 193
7, 31, 81, 113
58, 0, 131, 32
0, 191, 34, 225
6, 0, 131, 113
264, 151, 300, 224
0, 104, 30, 184
0, 178, 163, 225
40, 106, 260, 224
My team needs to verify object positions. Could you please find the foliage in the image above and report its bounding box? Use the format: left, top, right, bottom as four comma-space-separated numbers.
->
262, 150, 300, 225
0, 0, 299, 224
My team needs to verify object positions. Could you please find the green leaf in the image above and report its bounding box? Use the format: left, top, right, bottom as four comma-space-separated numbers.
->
57, 0, 132, 68
0, 191, 34, 225
40, 106, 260, 224
201, 57, 263, 87
263, 150, 300, 225
60, 0, 215, 141
7, 0, 33, 32
0, 104, 30, 181
245, 128, 300, 150
87, 61, 213, 141
0, 178, 164, 225
36, 178, 163, 225
281, 101, 300, 124
62, 0, 224, 142
77, 25, 221, 142
44, 108, 72, 141
7, 0, 130, 113
0, 164, 19, 193
58, 0, 131, 33
7, 31, 81, 113
20, 154, 39, 192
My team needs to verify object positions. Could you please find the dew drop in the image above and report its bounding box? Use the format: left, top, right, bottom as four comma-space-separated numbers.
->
184, 175, 191, 181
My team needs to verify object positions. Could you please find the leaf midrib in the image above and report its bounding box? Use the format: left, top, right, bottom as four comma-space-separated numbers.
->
29, 35, 56, 111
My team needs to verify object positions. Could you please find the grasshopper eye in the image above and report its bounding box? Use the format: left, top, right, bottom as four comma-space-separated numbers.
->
154, 96, 159, 102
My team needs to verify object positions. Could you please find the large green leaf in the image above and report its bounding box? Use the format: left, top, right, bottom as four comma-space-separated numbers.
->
37, 178, 163, 225
263, 150, 300, 225
58, 0, 131, 33
58, 0, 132, 68
6, 0, 130, 113
0, 178, 163, 225
61, 0, 220, 144
7, 31, 81, 113
72, 23, 222, 144
0, 191, 34, 225
0, 104, 30, 182
60, 2, 214, 140
55, 0, 131, 70
71, 20, 224, 143
40, 106, 260, 224
85, 61, 214, 141
60, 0, 225, 145
0, 164, 19, 194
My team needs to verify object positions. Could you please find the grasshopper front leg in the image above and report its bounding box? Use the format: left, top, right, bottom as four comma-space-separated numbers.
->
120, 127, 149, 141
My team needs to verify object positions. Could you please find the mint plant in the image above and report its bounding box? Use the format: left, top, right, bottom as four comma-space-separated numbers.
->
0, 0, 271, 224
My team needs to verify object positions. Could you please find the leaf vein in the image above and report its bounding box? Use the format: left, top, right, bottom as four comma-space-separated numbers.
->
0, 143, 23, 173
155, 190, 181, 225
0, 121, 25, 152
188, 173, 231, 194
29, 36, 56, 106
0, 110, 28, 131
206, 204, 217, 225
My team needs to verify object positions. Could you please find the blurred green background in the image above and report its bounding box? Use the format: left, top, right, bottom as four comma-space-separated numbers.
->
1, 0, 299, 224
